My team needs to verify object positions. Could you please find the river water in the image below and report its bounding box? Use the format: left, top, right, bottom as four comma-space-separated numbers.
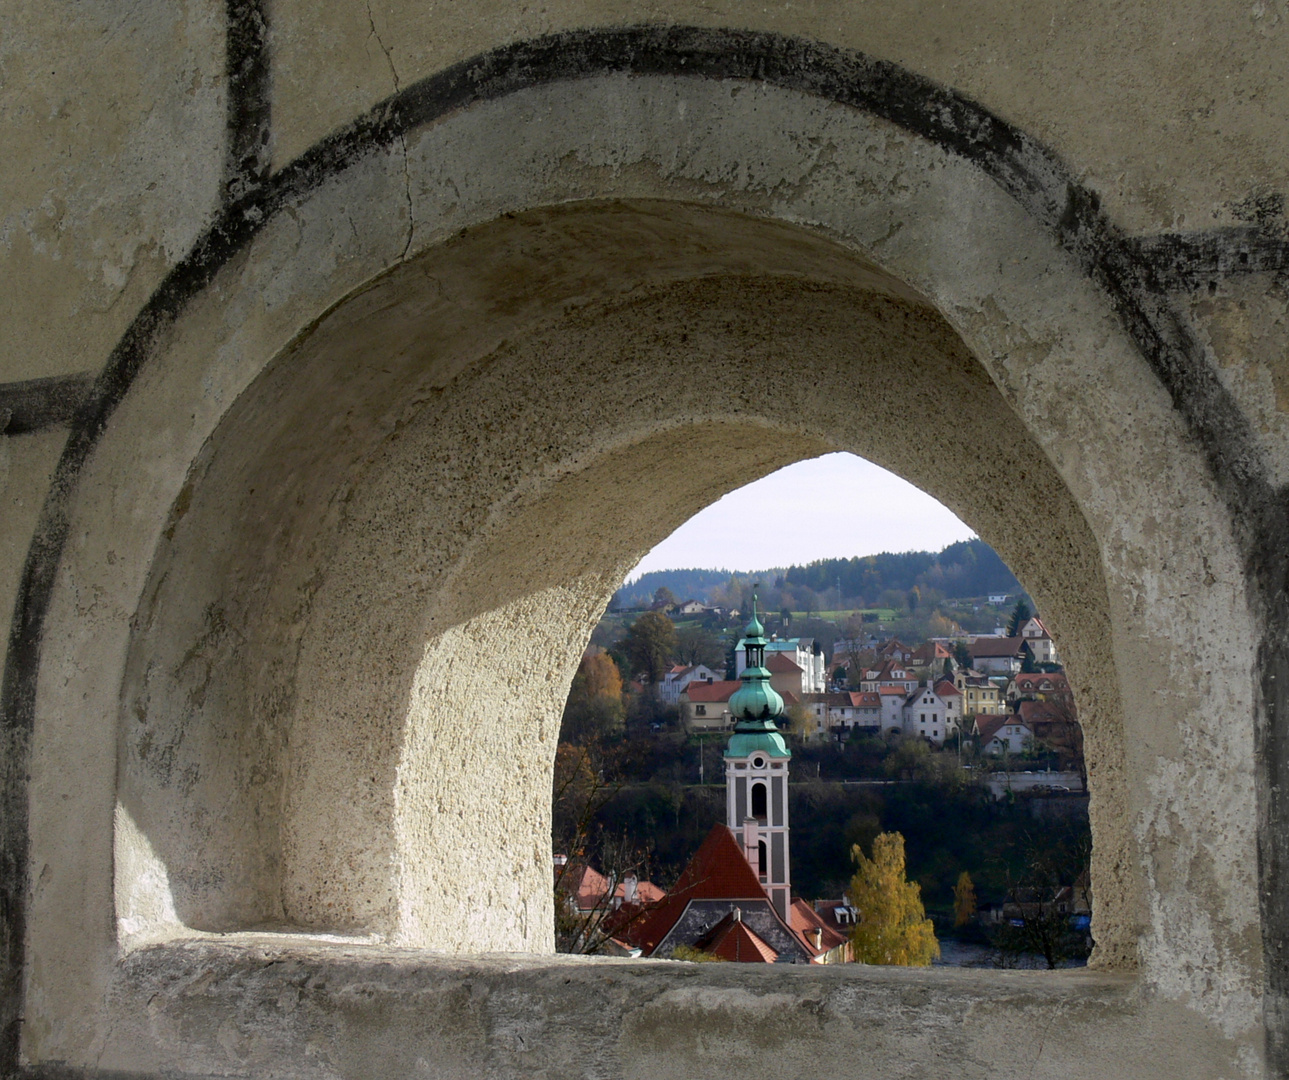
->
934, 939, 1087, 969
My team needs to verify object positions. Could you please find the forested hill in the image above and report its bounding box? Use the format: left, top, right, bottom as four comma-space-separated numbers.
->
615, 568, 743, 609
614, 539, 1019, 609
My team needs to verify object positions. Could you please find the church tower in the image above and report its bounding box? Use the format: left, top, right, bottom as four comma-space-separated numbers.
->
725, 595, 792, 919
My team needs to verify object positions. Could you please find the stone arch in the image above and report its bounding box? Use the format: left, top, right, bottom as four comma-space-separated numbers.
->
16, 61, 1262, 1071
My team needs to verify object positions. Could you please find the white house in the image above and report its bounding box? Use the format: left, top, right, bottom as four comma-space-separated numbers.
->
976, 714, 1032, 754
901, 685, 955, 746
803, 691, 883, 738
934, 677, 963, 732
659, 663, 722, 705
879, 685, 907, 733
1018, 616, 1059, 665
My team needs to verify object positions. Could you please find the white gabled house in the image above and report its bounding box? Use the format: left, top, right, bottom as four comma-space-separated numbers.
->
975, 713, 1033, 754
901, 684, 958, 746
1018, 616, 1060, 665
660, 663, 723, 705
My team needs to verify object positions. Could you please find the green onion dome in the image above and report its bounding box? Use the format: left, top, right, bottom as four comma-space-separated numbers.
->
727, 592, 785, 726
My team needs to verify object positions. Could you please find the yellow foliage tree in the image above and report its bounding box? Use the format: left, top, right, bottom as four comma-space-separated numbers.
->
847, 832, 939, 966
953, 870, 978, 927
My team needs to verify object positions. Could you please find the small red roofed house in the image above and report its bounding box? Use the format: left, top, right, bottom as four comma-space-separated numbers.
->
679, 679, 743, 732
910, 640, 955, 675
693, 909, 780, 962
789, 898, 851, 963
1008, 670, 1072, 703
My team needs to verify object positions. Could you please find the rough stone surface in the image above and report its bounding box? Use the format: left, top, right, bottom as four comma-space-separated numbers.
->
0, 12, 1286, 1079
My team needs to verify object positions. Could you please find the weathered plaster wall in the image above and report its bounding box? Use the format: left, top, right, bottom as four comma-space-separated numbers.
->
2, 7, 1286, 1079
268, 0, 1289, 235
0, 0, 226, 384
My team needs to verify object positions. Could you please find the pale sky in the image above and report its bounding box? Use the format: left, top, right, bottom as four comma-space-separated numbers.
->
626, 452, 977, 580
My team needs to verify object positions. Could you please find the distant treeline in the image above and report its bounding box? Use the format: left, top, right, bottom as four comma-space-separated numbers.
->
614, 567, 750, 610
785, 539, 1019, 601
614, 539, 1018, 609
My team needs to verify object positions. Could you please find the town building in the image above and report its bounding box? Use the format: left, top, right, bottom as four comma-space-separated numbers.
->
1018, 616, 1060, 666
659, 662, 722, 705
968, 635, 1030, 675
1008, 670, 1072, 703
630, 600, 848, 964
956, 669, 1008, 716
902, 684, 954, 745
975, 713, 1033, 754
679, 679, 743, 731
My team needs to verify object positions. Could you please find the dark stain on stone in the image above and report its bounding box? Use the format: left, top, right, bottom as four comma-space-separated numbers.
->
0, 374, 95, 436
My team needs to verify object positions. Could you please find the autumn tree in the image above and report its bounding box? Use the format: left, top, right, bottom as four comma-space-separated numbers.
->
652, 586, 677, 610
551, 740, 657, 954
622, 610, 677, 686
675, 625, 725, 669
847, 831, 939, 966
560, 651, 625, 745
953, 870, 978, 927
785, 702, 814, 742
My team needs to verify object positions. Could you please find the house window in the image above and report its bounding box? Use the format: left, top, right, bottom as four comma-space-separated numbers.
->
758, 841, 768, 878
751, 782, 768, 820
696, 705, 706, 715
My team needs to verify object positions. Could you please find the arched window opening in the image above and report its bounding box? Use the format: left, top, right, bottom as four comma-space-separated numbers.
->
553, 453, 1090, 969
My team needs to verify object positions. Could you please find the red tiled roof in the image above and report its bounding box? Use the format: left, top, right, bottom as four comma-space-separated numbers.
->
632, 825, 771, 955
789, 898, 848, 955
558, 863, 666, 911
934, 679, 961, 697
683, 680, 742, 703
615, 879, 666, 904
851, 692, 881, 706
1012, 672, 1071, 694
696, 913, 779, 963
878, 685, 907, 695
1017, 699, 1073, 725
766, 652, 803, 674
976, 714, 1030, 743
